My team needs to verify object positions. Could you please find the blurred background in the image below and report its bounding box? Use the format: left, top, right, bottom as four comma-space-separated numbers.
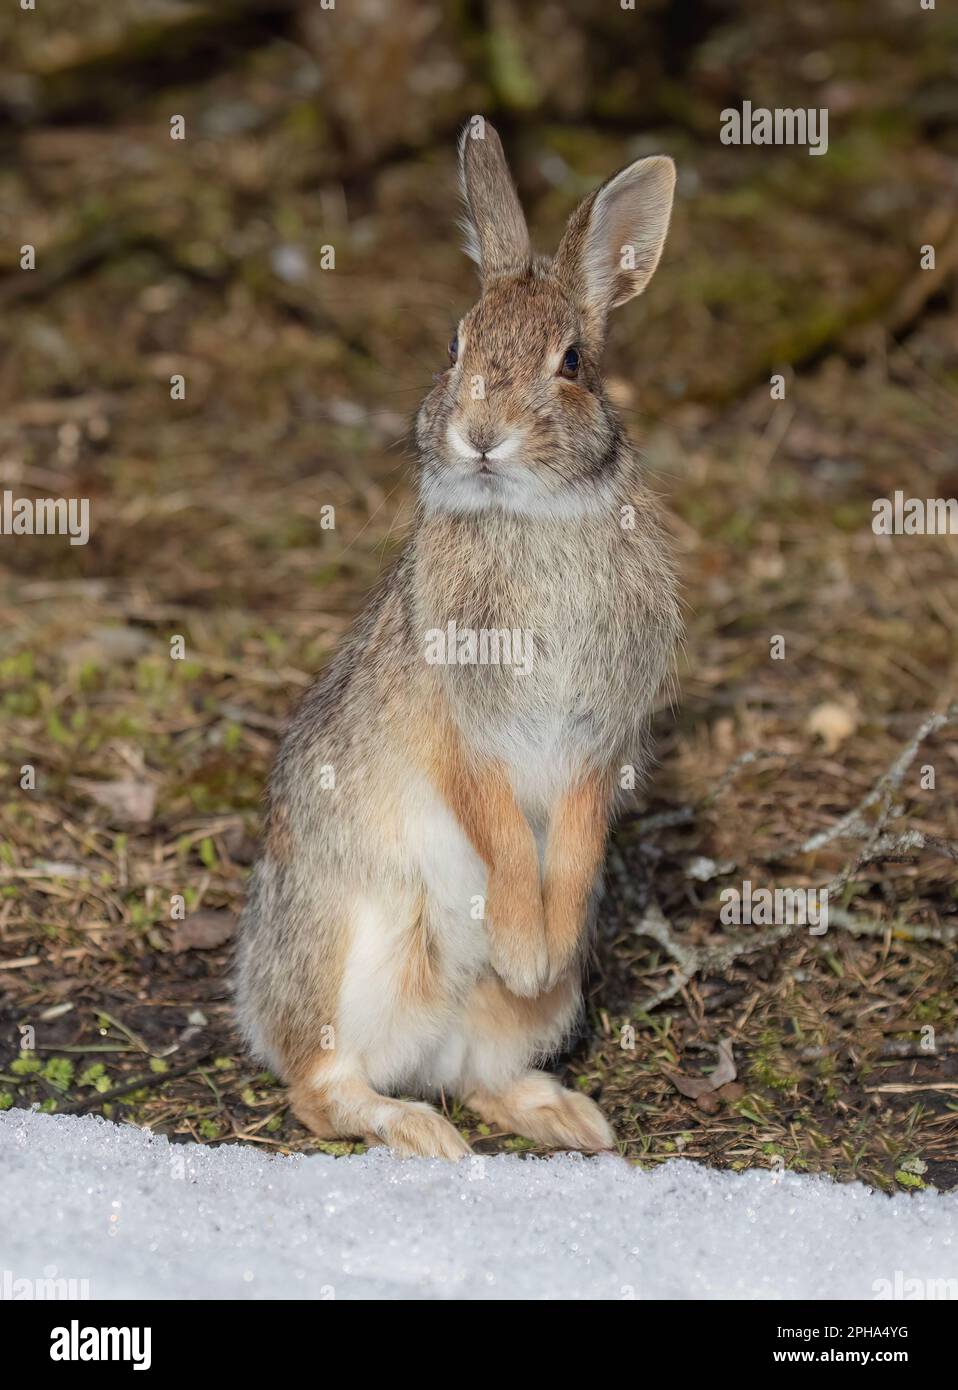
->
1, 0, 956, 1187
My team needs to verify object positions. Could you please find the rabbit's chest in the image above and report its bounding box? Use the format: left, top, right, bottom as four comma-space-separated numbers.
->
417, 525, 646, 806
442, 597, 630, 813
440, 587, 610, 710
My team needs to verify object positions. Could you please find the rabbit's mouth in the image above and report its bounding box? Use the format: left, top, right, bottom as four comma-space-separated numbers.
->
420, 457, 524, 514
460, 460, 510, 495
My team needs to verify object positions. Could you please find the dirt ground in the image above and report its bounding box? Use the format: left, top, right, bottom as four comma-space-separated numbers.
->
1, 1, 956, 1190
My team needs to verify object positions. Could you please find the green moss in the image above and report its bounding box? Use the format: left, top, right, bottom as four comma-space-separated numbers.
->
487, 23, 539, 110
42, 1057, 74, 1090
79, 1062, 111, 1089
504, 1136, 537, 1152
10, 1053, 41, 1076
749, 1033, 800, 1092
45, 710, 72, 744
0, 651, 34, 682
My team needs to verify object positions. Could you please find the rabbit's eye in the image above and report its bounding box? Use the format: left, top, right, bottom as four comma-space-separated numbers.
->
448, 334, 459, 365
559, 346, 580, 379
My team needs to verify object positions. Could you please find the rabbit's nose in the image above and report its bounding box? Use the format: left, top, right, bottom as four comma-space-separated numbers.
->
446, 420, 521, 464
447, 420, 496, 460
467, 425, 496, 456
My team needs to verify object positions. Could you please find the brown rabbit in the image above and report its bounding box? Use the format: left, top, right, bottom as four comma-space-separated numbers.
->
235, 116, 682, 1158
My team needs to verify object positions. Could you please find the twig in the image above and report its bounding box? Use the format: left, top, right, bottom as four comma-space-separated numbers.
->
826, 906, 958, 943
57, 1053, 212, 1114
627, 707, 958, 1011
632, 897, 956, 1018
798, 1031, 958, 1061
800, 702, 958, 855
625, 748, 782, 834
865, 1082, 958, 1095
95, 1009, 153, 1056
633, 902, 793, 1012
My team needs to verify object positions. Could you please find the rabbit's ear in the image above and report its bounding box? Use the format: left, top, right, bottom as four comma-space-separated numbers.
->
458, 116, 530, 282
553, 155, 675, 336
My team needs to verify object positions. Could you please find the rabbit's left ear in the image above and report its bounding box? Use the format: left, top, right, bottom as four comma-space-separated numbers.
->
458, 116, 530, 282
553, 155, 675, 337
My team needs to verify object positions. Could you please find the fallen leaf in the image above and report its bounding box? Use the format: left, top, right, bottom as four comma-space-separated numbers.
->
806, 700, 858, 754
662, 1039, 736, 1099
171, 911, 237, 953
33, 861, 88, 878
687, 855, 736, 882
62, 625, 151, 666
713, 1081, 745, 1103
73, 778, 156, 825
39, 1002, 74, 1021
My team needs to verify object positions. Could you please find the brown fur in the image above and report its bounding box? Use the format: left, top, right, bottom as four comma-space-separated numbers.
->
466, 1072, 614, 1152
291, 1070, 471, 1159
288, 1070, 337, 1140
459, 118, 530, 281
429, 709, 548, 995
398, 894, 441, 1008
264, 800, 294, 867
543, 770, 613, 982
461, 970, 579, 1039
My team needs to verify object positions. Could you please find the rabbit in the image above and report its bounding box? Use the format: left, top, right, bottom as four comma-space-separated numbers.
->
234, 116, 682, 1159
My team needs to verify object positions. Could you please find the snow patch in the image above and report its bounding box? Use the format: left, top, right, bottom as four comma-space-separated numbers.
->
1, 1109, 955, 1300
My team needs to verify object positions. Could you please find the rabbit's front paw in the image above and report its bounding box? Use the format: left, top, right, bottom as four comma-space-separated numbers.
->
488, 927, 551, 998
486, 879, 550, 998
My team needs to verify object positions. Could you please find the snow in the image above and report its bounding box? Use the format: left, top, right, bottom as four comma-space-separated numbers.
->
1, 1108, 955, 1300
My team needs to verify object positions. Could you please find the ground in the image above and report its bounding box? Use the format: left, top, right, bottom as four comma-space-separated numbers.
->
0, 1, 956, 1192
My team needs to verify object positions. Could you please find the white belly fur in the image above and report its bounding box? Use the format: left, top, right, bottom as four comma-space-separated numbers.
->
333, 765, 575, 1096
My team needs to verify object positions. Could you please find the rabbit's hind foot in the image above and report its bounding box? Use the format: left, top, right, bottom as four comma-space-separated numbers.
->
466, 1071, 615, 1154
289, 1073, 471, 1161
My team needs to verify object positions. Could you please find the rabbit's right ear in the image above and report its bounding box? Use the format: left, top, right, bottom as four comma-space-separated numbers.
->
458, 116, 530, 283
553, 155, 675, 344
